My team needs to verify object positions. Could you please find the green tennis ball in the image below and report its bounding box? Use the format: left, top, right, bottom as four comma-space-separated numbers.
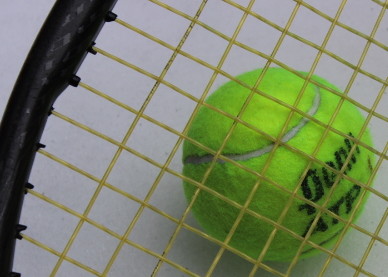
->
182, 67, 374, 261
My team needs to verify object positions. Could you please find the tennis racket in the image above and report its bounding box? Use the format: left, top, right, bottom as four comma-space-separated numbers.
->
0, 0, 387, 276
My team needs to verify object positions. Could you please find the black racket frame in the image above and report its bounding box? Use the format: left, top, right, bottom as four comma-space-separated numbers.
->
0, 1, 118, 275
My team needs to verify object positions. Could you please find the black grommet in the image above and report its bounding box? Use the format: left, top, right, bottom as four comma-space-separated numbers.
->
105, 11, 117, 22
24, 183, 34, 194
87, 42, 97, 55
36, 143, 46, 150
48, 106, 54, 115
25, 183, 34, 190
16, 224, 27, 240
69, 75, 81, 87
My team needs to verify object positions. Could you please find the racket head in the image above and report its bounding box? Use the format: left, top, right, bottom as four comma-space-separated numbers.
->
1, 0, 382, 276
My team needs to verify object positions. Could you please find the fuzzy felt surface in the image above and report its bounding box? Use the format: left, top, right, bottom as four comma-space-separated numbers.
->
182, 67, 374, 261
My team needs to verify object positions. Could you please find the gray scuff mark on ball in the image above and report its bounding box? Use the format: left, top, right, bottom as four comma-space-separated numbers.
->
184, 86, 321, 165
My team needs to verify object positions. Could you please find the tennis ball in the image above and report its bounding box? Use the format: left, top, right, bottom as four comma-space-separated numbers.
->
182, 67, 374, 261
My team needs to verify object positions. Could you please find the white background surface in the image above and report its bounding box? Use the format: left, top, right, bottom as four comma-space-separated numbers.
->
0, 1, 387, 277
